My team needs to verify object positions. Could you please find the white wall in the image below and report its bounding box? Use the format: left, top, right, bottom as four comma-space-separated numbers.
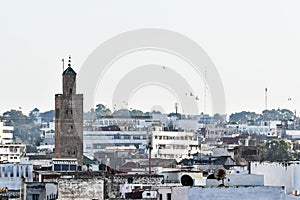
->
171, 187, 189, 200
189, 186, 285, 200
0, 163, 33, 190
250, 161, 300, 194
286, 130, 300, 139
157, 187, 172, 200
206, 174, 264, 187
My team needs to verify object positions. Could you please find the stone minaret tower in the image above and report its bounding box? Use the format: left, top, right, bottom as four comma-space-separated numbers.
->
54, 56, 83, 169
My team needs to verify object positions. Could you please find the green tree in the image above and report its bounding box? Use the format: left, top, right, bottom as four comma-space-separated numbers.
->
3, 109, 32, 124
112, 108, 130, 117
212, 114, 225, 123
3, 109, 40, 151
95, 104, 112, 118
40, 110, 55, 122
84, 108, 97, 121
262, 140, 293, 162
130, 109, 144, 117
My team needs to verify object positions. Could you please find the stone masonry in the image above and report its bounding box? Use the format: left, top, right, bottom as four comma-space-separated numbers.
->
54, 58, 83, 168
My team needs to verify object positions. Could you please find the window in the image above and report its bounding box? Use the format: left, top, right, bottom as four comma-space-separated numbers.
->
133, 136, 140, 140
25, 167, 28, 177
32, 194, 39, 200
70, 110, 73, 115
167, 193, 171, 200
93, 144, 101, 149
124, 135, 131, 139
70, 88, 73, 94
66, 110, 68, 115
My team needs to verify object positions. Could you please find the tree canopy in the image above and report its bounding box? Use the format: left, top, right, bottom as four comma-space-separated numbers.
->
261, 140, 294, 162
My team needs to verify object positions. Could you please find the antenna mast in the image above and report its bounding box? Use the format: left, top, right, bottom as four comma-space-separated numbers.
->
204, 66, 207, 113
265, 88, 268, 110
175, 102, 178, 116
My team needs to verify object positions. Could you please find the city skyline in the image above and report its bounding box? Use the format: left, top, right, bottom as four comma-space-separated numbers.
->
1, 1, 300, 115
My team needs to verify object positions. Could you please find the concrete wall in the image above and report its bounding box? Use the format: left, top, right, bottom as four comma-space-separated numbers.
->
57, 178, 104, 200
189, 186, 285, 200
250, 161, 300, 194
157, 187, 172, 200
171, 187, 189, 200
110, 175, 163, 198
162, 172, 205, 186
206, 174, 264, 187
112, 175, 164, 185
22, 182, 57, 200
0, 163, 33, 190
45, 183, 58, 200
24, 182, 46, 200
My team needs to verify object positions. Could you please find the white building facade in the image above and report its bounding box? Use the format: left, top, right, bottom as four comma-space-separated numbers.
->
149, 126, 199, 160
0, 157, 33, 190
0, 121, 14, 144
251, 161, 300, 194
83, 130, 148, 157
38, 122, 55, 152
0, 143, 26, 163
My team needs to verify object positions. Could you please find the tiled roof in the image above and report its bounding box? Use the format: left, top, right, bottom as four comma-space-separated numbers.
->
63, 67, 77, 75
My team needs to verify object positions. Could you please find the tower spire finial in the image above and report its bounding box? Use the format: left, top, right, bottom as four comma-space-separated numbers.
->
68, 55, 71, 67
62, 58, 65, 72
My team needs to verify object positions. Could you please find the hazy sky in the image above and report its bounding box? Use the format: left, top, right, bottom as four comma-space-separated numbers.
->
1, 0, 300, 115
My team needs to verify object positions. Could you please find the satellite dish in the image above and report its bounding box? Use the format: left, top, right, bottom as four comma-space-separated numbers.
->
181, 175, 193, 186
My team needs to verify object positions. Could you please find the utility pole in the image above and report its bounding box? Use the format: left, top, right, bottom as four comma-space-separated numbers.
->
62, 58, 65, 72
204, 66, 207, 113
147, 130, 153, 174
198, 137, 202, 164
148, 147, 152, 174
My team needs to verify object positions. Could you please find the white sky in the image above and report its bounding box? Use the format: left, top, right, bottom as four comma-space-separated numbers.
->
1, 0, 300, 115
